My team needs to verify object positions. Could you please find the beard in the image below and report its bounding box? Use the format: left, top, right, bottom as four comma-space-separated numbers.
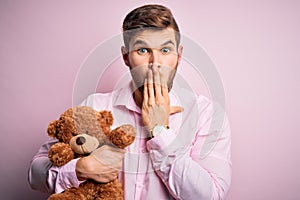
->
130, 64, 178, 95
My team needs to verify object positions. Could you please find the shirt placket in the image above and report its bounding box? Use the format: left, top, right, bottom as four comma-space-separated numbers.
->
134, 114, 150, 200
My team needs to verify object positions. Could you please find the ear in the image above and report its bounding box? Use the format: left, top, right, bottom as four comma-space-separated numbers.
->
121, 46, 130, 67
98, 110, 114, 127
47, 120, 58, 138
177, 45, 183, 65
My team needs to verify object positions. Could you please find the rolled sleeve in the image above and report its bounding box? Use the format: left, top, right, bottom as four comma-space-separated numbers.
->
28, 139, 84, 194
51, 158, 83, 193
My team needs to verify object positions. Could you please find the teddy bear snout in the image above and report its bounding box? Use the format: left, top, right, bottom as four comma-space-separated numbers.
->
70, 134, 100, 154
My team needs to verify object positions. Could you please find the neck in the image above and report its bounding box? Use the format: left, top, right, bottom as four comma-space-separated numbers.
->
131, 81, 143, 108
133, 90, 143, 109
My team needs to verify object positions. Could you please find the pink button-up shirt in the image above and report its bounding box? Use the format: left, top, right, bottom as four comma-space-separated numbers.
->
29, 82, 231, 200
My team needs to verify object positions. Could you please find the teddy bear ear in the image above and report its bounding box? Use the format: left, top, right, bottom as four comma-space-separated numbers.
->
98, 110, 114, 127
47, 120, 59, 138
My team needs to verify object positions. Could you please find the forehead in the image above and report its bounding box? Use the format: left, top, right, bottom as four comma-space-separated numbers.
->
128, 28, 177, 48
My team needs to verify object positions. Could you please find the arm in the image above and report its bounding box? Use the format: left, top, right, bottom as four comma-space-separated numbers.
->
28, 139, 82, 194
147, 102, 231, 199
28, 97, 125, 194
142, 66, 231, 199
28, 140, 124, 194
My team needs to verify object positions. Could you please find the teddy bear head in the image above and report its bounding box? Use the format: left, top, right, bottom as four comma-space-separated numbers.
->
47, 106, 135, 166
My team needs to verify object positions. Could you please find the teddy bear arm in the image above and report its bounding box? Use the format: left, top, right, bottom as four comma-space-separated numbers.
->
48, 143, 75, 167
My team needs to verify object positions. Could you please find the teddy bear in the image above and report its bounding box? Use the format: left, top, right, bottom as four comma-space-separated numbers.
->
46, 106, 136, 200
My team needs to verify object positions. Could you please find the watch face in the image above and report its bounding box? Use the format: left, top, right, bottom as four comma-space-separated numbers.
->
153, 125, 166, 137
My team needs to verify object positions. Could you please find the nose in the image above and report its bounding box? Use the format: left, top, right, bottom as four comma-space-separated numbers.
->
76, 136, 86, 145
149, 49, 161, 66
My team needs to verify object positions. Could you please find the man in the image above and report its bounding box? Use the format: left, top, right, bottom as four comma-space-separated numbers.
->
29, 4, 231, 199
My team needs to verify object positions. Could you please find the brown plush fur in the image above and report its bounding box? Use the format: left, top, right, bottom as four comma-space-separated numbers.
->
47, 106, 136, 200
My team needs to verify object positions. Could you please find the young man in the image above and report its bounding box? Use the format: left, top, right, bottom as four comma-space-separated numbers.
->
29, 4, 231, 199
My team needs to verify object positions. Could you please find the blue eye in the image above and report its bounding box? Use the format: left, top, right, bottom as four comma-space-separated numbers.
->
137, 48, 148, 54
161, 47, 170, 54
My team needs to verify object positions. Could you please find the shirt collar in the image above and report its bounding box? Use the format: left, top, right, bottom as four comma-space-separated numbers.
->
114, 81, 141, 113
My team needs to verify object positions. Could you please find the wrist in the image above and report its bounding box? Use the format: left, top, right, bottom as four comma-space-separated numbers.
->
75, 157, 89, 181
75, 158, 87, 181
149, 124, 169, 138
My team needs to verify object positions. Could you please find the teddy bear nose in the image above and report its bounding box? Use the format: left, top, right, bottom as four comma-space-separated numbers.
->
76, 136, 86, 145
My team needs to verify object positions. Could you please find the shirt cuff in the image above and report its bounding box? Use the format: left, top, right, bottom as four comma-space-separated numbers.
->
146, 128, 189, 170
146, 128, 177, 151
52, 158, 84, 193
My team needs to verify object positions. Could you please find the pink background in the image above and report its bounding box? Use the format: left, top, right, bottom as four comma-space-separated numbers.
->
1, 0, 300, 199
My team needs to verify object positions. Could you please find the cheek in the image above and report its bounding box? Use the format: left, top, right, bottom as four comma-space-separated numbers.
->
128, 53, 178, 69
128, 54, 147, 67
162, 54, 179, 69
130, 65, 148, 80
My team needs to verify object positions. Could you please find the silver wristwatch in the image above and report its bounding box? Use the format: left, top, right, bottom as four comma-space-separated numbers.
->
151, 125, 168, 138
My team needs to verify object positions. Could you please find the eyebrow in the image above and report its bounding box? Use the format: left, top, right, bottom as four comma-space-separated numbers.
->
161, 40, 175, 47
132, 40, 175, 48
132, 40, 148, 47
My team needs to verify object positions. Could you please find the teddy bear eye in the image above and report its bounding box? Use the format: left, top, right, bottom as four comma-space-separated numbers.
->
85, 130, 89, 134
72, 132, 76, 136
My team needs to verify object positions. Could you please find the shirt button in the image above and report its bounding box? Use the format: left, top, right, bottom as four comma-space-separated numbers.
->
136, 182, 144, 188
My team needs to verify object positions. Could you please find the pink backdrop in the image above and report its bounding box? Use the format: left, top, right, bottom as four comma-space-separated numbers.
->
1, 0, 300, 199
